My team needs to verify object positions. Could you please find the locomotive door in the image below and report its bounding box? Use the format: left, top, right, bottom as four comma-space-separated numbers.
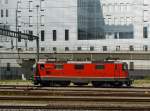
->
115, 64, 120, 79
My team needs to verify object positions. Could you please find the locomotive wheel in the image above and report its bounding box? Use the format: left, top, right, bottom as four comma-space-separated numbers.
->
125, 82, 131, 87
40, 82, 50, 87
34, 81, 39, 85
59, 81, 70, 87
92, 81, 103, 87
73, 83, 88, 86
113, 82, 123, 87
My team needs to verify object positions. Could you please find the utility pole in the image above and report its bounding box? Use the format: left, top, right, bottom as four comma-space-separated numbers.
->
16, 1, 19, 50
36, 5, 40, 61
36, 5, 39, 37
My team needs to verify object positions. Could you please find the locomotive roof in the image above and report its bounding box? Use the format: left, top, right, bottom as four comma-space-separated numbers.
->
37, 60, 124, 64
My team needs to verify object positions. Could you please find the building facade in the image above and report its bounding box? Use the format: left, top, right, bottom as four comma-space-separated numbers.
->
0, 0, 150, 79
1, 0, 150, 52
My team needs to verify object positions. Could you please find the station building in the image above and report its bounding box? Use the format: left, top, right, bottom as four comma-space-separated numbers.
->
0, 0, 150, 79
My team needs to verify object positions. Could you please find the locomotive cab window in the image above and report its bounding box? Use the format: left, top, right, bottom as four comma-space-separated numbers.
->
55, 64, 63, 70
75, 64, 84, 70
40, 64, 45, 70
95, 64, 105, 70
123, 63, 128, 71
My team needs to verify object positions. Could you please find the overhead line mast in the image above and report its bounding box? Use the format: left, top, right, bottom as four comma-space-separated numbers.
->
0, 28, 39, 61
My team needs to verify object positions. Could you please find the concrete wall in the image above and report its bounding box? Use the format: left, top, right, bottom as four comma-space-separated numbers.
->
0, 0, 150, 79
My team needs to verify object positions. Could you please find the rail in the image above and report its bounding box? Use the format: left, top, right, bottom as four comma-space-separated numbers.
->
0, 86, 149, 110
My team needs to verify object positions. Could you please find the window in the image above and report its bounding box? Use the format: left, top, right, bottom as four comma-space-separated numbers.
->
143, 27, 148, 38
129, 45, 134, 51
53, 30, 56, 41
55, 64, 63, 70
116, 46, 120, 51
90, 46, 94, 51
40, 15, 44, 26
114, 32, 118, 39
29, 1, 33, 12
6, 9, 8, 17
29, 30, 33, 41
41, 47, 45, 51
29, 16, 33, 27
40, 64, 44, 70
40, 0, 45, 11
65, 47, 69, 51
65, 29, 69, 41
77, 47, 82, 51
95, 65, 105, 70
29, 30, 33, 35
41, 30, 45, 41
53, 47, 57, 52
119, 32, 133, 39
1, 10, 3, 17
103, 46, 107, 51
122, 63, 128, 71
75, 64, 84, 70
129, 62, 134, 71
6, 63, 10, 71
143, 45, 148, 51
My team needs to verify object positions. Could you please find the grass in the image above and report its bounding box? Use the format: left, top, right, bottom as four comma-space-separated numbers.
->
134, 80, 150, 84
0, 80, 32, 85
133, 77, 150, 87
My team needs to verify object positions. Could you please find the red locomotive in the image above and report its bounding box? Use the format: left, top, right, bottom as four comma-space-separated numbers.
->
33, 60, 132, 87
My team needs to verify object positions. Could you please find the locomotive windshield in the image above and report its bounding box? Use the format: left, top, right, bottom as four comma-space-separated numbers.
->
122, 63, 128, 71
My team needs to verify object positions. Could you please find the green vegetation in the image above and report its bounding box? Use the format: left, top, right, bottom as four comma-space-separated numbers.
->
134, 80, 150, 84
143, 76, 150, 80
133, 77, 150, 87
0, 80, 32, 85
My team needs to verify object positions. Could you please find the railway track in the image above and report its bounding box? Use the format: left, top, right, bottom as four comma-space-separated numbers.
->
0, 105, 150, 111
0, 85, 149, 110
1, 95, 150, 102
0, 84, 150, 90
0, 104, 148, 110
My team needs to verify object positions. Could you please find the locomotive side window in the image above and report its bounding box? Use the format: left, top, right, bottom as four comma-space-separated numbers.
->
40, 64, 45, 70
123, 63, 128, 71
95, 65, 105, 70
75, 64, 84, 70
55, 64, 63, 69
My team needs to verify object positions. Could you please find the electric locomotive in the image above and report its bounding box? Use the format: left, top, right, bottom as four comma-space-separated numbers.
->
33, 60, 132, 87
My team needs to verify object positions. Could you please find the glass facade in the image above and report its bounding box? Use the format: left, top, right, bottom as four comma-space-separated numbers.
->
77, 0, 105, 40
77, 0, 134, 40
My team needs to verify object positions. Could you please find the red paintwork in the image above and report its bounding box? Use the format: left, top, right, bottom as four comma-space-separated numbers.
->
34, 61, 128, 80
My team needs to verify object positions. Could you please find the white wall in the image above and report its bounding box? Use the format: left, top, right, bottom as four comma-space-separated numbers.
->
0, 0, 149, 52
